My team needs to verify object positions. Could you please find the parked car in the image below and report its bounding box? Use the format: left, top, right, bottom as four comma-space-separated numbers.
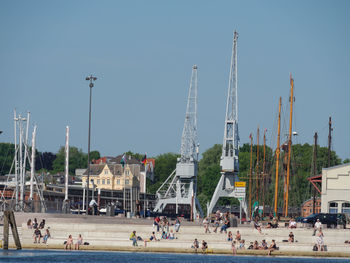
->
302, 213, 346, 229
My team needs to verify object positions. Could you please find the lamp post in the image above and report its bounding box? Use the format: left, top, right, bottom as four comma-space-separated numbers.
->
85, 75, 97, 214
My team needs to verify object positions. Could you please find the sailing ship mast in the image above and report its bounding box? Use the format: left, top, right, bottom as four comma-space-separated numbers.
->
249, 133, 253, 218
274, 97, 282, 216
262, 129, 266, 216
256, 127, 260, 202
284, 74, 294, 217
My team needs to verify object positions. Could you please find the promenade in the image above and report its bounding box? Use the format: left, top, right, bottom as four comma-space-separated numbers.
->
1, 212, 350, 257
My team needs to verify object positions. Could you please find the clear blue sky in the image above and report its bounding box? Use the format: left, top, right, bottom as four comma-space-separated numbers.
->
1, 0, 349, 161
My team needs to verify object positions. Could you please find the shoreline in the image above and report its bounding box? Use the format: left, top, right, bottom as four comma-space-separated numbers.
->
4, 244, 350, 258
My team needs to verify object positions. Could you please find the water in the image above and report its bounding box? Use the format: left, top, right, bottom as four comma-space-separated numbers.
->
0, 250, 349, 263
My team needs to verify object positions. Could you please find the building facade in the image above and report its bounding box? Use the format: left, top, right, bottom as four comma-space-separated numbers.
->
81, 163, 140, 191
321, 163, 350, 217
301, 197, 321, 217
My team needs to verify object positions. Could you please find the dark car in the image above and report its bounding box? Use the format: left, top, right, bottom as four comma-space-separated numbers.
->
302, 213, 346, 229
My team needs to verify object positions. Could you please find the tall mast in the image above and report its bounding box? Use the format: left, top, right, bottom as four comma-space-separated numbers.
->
274, 97, 282, 216
327, 117, 332, 167
64, 126, 70, 201
14, 110, 18, 208
256, 126, 260, 202
284, 74, 294, 217
249, 133, 253, 218
312, 132, 318, 213
29, 125, 37, 200
262, 129, 266, 217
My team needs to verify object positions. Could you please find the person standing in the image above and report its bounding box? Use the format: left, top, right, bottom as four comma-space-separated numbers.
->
174, 217, 181, 232
313, 219, 322, 236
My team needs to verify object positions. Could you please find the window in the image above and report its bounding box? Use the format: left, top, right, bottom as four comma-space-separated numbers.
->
107, 179, 110, 185
342, 203, 350, 216
104, 170, 108, 175
102, 179, 105, 185
125, 179, 129, 185
117, 179, 120, 185
329, 202, 338, 214
97, 179, 100, 184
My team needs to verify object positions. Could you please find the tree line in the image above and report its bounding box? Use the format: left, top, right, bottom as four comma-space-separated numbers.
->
0, 142, 349, 214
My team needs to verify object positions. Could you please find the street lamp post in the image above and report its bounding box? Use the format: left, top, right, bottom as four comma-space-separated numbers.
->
85, 75, 97, 214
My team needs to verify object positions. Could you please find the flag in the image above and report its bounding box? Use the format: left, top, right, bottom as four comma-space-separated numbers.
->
141, 154, 147, 165
120, 154, 126, 168
249, 133, 252, 140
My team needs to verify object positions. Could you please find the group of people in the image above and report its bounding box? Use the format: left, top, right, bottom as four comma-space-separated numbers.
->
313, 219, 325, 251
203, 211, 232, 234
130, 229, 177, 247
65, 234, 83, 250
28, 218, 51, 244
153, 216, 181, 233
245, 239, 277, 255
191, 238, 208, 253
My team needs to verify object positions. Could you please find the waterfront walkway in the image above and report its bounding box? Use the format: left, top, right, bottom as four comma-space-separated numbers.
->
1, 212, 350, 257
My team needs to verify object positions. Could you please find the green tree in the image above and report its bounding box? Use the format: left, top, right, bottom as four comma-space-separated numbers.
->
0, 143, 15, 175
147, 153, 179, 194
52, 146, 87, 175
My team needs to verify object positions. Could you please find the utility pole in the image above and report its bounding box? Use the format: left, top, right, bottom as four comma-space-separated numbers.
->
274, 97, 282, 217
327, 117, 332, 168
312, 132, 318, 214
85, 75, 97, 213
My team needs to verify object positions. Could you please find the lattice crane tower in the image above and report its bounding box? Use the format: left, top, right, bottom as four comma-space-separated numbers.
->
207, 31, 248, 217
153, 65, 203, 218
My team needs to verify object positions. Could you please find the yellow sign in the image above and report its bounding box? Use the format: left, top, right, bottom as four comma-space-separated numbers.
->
235, 181, 246, 187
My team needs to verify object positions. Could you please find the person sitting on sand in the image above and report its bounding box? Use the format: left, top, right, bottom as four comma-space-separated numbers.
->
32, 218, 38, 229
254, 220, 263, 234
220, 218, 230, 234
267, 217, 278, 229
168, 229, 176, 240
288, 232, 295, 243
191, 238, 200, 252
130, 231, 138, 246
33, 228, 42, 244
161, 231, 168, 239
39, 219, 46, 229
239, 239, 245, 249
247, 242, 254, 249
253, 240, 259, 250
27, 219, 32, 229
75, 234, 83, 250
144, 231, 158, 247
260, 239, 268, 250
235, 230, 241, 242
201, 240, 208, 253
268, 239, 277, 255
227, 231, 233, 241
43, 228, 51, 244
289, 218, 297, 229
65, 235, 73, 250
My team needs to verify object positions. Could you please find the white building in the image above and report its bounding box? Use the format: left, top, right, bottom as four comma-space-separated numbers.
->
321, 163, 350, 216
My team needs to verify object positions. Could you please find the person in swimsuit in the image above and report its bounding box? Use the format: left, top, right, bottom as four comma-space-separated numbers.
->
65, 235, 73, 250
268, 239, 277, 255
75, 234, 83, 250
144, 231, 158, 247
